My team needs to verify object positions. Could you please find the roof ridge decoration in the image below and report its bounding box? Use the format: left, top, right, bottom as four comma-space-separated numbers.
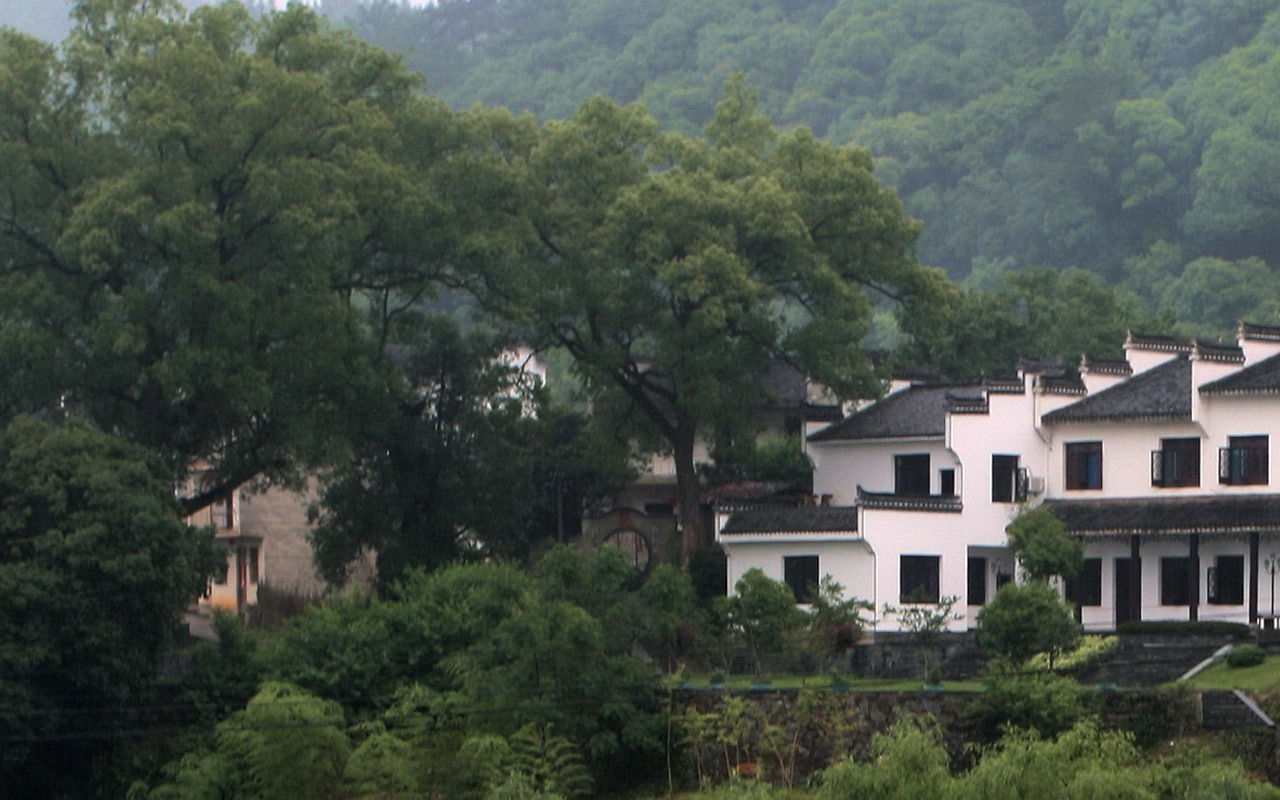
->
1193, 340, 1245, 364
983, 376, 1026, 394
1038, 374, 1087, 395
1016, 356, 1065, 376
1125, 331, 1194, 353
856, 486, 963, 513
1239, 321, 1280, 342
1079, 355, 1133, 376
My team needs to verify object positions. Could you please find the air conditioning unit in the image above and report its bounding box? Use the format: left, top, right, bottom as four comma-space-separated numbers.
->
1027, 476, 1046, 495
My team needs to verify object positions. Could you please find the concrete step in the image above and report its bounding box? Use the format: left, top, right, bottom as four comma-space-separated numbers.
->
1202, 690, 1275, 731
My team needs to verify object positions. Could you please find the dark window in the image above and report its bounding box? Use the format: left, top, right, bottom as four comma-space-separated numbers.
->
900, 555, 941, 603
1161, 557, 1191, 606
1209, 555, 1245, 605
1065, 558, 1102, 607
248, 547, 260, 584
1221, 436, 1268, 486
895, 454, 931, 496
1152, 438, 1200, 487
1065, 441, 1103, 490
992, 455, 1019, 502
644, 502, 674, 516
939, 468, 956, 497
784, 555, 819, 604
968, 557, 988, 605
213, 557, 229, 586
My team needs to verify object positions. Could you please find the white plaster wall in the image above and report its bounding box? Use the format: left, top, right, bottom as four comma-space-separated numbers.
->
1078, 541, 1130, 632
810, 438, 953, 505
861, 507, 972, 631
1200, 395, 1280, 488
1045, 420, 1205, 499
722, 538, 876, 606
948, 390, 1049, 545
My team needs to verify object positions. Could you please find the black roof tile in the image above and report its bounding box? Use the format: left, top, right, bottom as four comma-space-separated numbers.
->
1200, 351, 1280, 395
808, 383, 981, 442
721, 507, 860, 535
1044, 495, 1280, 536
1042, 357, 1191, 424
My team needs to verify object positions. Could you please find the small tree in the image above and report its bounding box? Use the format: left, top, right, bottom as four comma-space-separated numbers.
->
977, 582, 1081, 670
1006, 507, 1084, 581
803, 576, 873, 670
719, 569, 806, 674
882, 595, 962, 682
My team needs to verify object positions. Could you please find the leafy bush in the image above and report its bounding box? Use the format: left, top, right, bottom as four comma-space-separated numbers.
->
1227, 644, 1267, 668
1117, 621, 1250, 638
971, 676, 1098, 739
1025, 635, 1118, 674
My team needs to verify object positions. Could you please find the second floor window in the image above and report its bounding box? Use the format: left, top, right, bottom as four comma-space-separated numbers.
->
895, 454, 930, 496
1065, 441, 1103, 490
992, 455, 1025, 502
1221, 435, 1268, 486
1152, 437, 1200, 488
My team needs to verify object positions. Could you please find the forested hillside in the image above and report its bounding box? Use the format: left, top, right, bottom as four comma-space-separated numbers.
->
341, 0, 1280, 337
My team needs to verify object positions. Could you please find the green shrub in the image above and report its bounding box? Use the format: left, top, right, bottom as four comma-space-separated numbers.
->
971, 675, 1098, 739
1117, 621, 1251, 639
1227, 644, 1267, 668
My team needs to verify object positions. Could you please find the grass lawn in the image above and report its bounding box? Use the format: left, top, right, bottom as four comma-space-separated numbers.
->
1185, 656, 1280, 692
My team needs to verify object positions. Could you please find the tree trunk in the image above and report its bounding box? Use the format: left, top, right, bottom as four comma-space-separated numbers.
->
673, 415, 704, 567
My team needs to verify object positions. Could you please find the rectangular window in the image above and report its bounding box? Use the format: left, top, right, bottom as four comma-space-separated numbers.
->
1152, 438, 1200, 487
1065, 558, 1103, 607
992, 455, 1019, 502
1208, 555, 1245, 605
895, 454, 931, 496
1065, 441, 1103, 490
248, 547, 260, 584
1160, 557, 1191, 606
968, 556, 988, 605
783, 555, 819, 604
900, 555, 941, 604
1221, 436, 1268, 486
939, 468, 956, 497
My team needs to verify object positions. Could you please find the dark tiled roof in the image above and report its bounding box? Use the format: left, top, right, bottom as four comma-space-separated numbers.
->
808, 383, 981, 442
761, 361, 808, 408
1126, 332, 1194, 353
1044, 495, 1280, 536
720, 507, 859, 535
1042, 357, 1191, 423
892, 365, 941, 382
1194, 341, 1244, 364
857, 487, 963, 513
1080, 355, 1133, 376
1016, 356, 1064, 377
1200, 351, 1280, 395
1040, 375, 1087, 395
1240, 321, 1280, 342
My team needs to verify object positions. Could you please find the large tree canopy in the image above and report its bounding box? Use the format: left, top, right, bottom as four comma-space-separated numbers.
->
0, 0, 459, 511
0, 416, 215, 795
465, 77, 932, 559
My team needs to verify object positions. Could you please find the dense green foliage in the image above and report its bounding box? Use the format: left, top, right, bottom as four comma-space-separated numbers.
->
350, 0, 1280, 338
1006, 507, 1085, 581
978, 582, 1082, 667
817, 715, 1280, 799
0, 417, 216, 795
456, 76, 932, 555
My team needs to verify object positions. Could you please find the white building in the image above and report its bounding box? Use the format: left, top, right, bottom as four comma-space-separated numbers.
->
718, 324, 1280, 633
